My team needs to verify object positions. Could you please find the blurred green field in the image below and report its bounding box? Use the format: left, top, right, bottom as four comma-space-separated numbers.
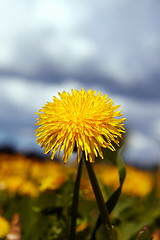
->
0, 152, 159, 240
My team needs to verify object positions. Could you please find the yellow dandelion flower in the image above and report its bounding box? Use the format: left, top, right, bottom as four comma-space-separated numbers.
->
35, 89, 126, 163
96, 164, 119, 189
5, 176, 24, 194
97, 164, 154, 197
122, 166, 154, 197
37, 161, 67, 191
18, 180, 39, 197
39, 175, 66, 192
0, 216, 10, 238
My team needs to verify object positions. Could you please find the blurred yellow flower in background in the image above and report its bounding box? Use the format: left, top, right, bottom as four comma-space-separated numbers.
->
0, 216, 9, 238
0, 153, 154, 198
80, 178, 95, 200
0, 153, 69, 196
30, 161, 44, 180
122, 166, 154, 197
4, 176, 24, 194
152, 229, 160, 240
36, 161, 68, 191
39, 175, 66, 192
18, 180, 39, 197
96, 164, 119, 189
97, 164, 154, 197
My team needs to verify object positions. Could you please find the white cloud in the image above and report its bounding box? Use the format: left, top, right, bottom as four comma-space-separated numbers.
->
0, 0, 160, 82
124, 131, 160, 166
34, 0, 89, 30
0, 77, 83, 111
41, 36, 96, 73
153, 119, 160, 141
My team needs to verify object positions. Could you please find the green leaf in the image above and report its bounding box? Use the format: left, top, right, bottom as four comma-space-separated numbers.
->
106, 149, 126, 213
91, 148, 126, 239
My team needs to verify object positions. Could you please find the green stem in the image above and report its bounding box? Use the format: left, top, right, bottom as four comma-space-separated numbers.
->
85, 159, 115, 240
69, 157, 83, 240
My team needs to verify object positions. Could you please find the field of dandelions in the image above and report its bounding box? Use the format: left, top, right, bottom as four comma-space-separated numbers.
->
0, 149, 159, 240
0, 90, 159, 240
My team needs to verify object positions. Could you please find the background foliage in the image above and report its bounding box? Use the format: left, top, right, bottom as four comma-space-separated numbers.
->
0, 151, 159, 240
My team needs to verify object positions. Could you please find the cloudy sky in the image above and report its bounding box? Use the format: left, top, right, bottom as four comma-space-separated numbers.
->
0, 0, 160, 167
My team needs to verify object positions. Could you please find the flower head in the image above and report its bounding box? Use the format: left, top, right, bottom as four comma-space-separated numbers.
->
35, 89, 126, 163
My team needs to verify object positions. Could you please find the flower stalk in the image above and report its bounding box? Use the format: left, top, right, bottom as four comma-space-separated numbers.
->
85, 158, 115, 240
69, 157, 83, 240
